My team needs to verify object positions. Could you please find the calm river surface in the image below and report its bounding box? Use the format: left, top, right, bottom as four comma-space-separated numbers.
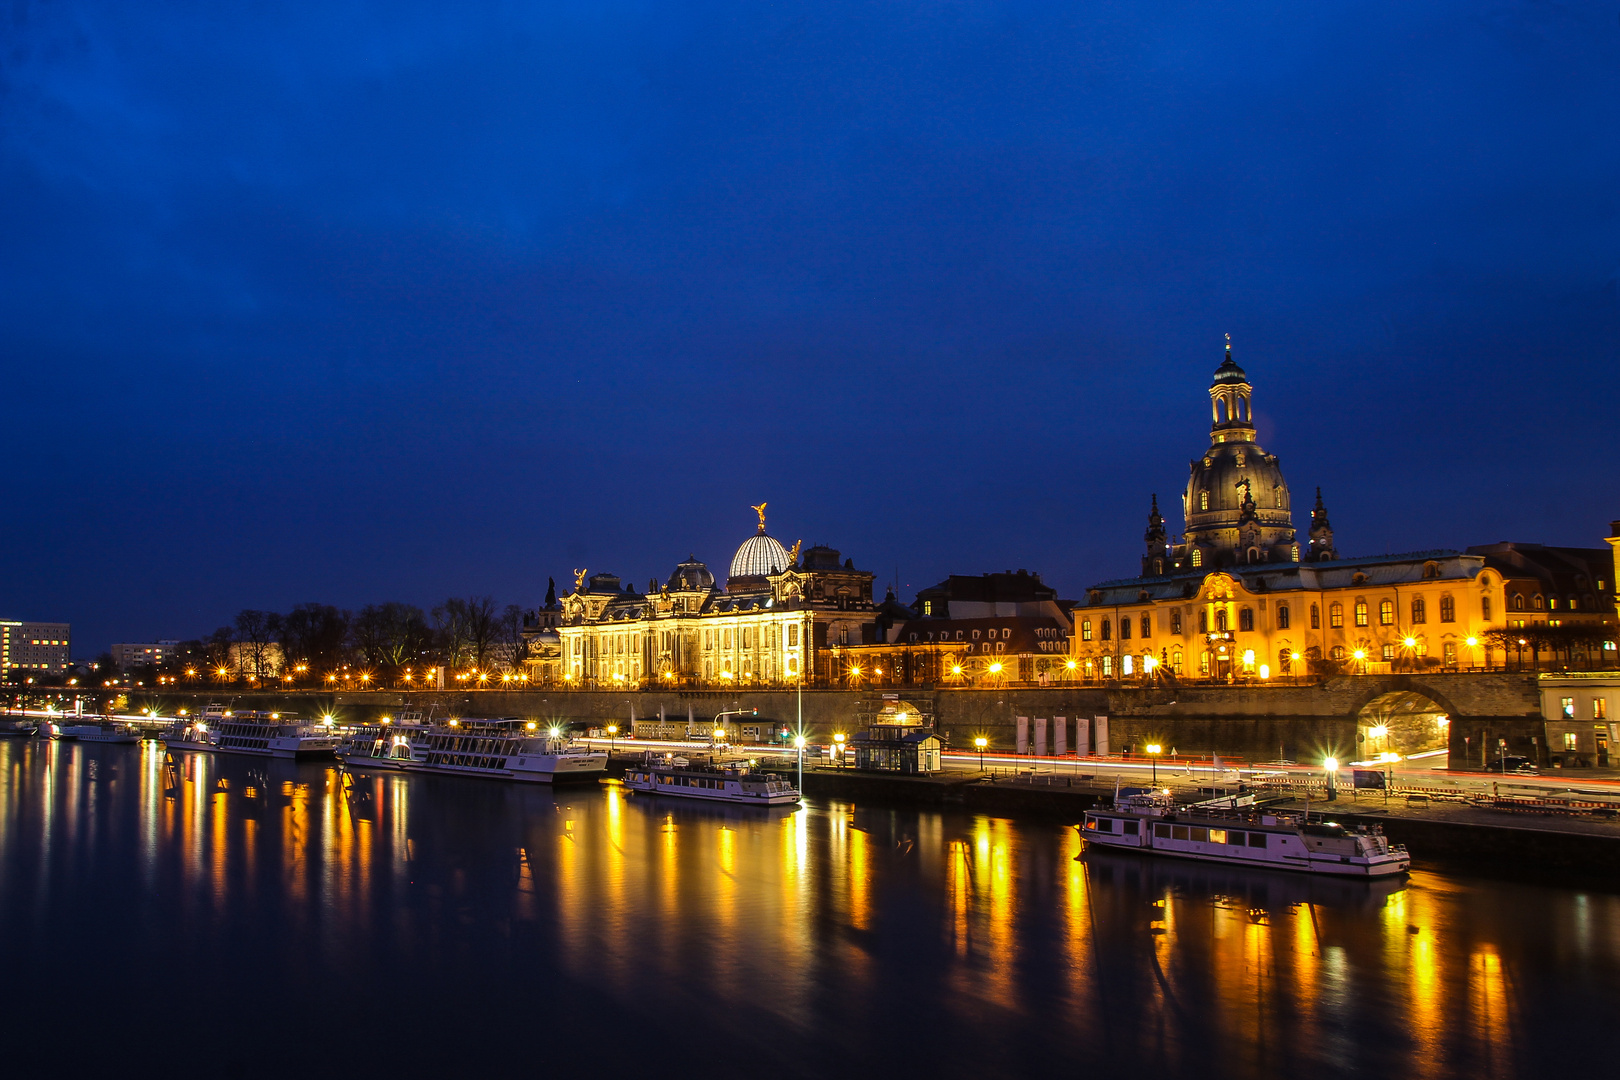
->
0, 739, 1614, 1079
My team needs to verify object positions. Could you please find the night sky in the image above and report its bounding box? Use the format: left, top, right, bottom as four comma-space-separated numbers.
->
3, 2, 1617, 653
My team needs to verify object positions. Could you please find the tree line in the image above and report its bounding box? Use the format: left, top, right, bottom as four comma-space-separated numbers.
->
106, 593, 550, 683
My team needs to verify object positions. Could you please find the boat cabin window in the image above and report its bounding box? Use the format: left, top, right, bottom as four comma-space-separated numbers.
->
1122, 821, 1139, 835
1247, 833, 1267, 848
1094, 818, 1114, 832
1154, 823, 1171, 839
1172, 826, 1189, 841
1208, 829, 1227, 844
1189, 827, 1208, 842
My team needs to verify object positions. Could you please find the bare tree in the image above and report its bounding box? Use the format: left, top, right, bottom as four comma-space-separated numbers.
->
234, 610, 278, 679
354, 603, 430, 668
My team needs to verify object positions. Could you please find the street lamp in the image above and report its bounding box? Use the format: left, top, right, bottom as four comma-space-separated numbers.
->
974, 736, 988, 772
606, 723, 618, 756
1146, 743, 1162, 785
1323, 756, 1339, 801
833, 732, 846, 767
794, 733, 806, 793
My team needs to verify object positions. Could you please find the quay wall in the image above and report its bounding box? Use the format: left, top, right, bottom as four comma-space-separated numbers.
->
121, 673, 1542, 765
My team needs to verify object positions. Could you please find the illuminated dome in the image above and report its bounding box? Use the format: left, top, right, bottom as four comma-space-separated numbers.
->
730, 532, 790, 579
728, 502, 790, 586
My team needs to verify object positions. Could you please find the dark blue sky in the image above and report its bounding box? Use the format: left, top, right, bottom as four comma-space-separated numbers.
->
3, 2, 1617, 653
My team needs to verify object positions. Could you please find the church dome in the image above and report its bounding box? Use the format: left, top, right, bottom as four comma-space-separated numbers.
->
730, 532, 790, 579
665, 555, 714, 592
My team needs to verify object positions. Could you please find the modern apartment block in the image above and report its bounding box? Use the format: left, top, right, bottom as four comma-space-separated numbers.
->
1, 621, 72, 674
111, 640, 181, 671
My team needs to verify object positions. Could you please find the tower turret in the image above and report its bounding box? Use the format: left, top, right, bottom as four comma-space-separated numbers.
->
1308, 487, 1337, 562
1142, 494, 1169, 576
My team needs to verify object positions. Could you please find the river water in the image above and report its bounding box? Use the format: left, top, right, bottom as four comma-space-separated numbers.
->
0, 739, 1613, 1079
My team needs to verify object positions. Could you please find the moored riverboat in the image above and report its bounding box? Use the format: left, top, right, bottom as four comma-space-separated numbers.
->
162, 707, 339, 759
54, 722, 140, 744
339, 716, 607, 783
621, 755, 800, 806
1081, 789, 1410, 878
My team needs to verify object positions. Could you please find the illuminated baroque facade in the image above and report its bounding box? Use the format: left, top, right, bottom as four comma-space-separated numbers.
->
1076, 345, 1618, 680
549, 507, 877, 687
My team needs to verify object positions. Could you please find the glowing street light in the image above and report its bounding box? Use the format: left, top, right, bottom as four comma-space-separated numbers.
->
1146, 742, 1163, 784
833, 732, 846, 767
1324, 756, 1340, 801
974, 735, 988, 771
606, 723, 618, 755
794, 733, 807, 793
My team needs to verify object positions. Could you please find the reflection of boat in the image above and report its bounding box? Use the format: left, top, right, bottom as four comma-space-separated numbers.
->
621, 754, 800, 806
339, 716, 607, 783
0, 720, 38, 737
1082, 788, 1410, 877
54, 723, 140, 744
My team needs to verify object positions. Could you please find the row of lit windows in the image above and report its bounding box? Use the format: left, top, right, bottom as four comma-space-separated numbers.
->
1082, 592, 1486, 641
1559, 696, 1609, 720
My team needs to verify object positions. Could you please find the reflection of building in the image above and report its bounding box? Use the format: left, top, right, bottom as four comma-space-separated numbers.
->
1074, 344, 1615, 681
552, 507, 878, 687
1, 620, 71, 674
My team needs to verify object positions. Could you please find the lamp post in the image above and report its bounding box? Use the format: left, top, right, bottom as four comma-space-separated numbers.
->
833, 732, 845, 768
794, 733, 806, 793
1146, 743, 1162, 785
1324, 756, 1339, 801
606, 723, 618, 756
975, 736, 988, 772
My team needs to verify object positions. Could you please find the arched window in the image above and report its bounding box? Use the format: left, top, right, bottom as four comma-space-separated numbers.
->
1439, 595, 1455, 622
1120, 618, 1132, 641
1354, 600, 1368, 627
1533, 594, 1545, 610
1378, 600, 1393, 626
1277, 604, 1291, 629
1081, 620, 1092, 641
1279, 648, 1293, 670
1310, 603, 1320, 629
1171, 649, 1183, 673
1510, 593, 1524, 611
1198, 610, 1209, 634
1216, 609, 1228, 632
1200, 492, 1209, 511
1238, 608, 1254, 632
1100, 619, 1112, 641
1140, 614, 1151, 638
1170, 610, 1183, 634
1482, 595, 1492, 620
1330, 645, 1346, 661
1329, 602, 1344, 629
1191, 548, 1203, 567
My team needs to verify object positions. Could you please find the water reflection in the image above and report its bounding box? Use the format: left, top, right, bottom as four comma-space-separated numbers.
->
0, 738, 1614, 1079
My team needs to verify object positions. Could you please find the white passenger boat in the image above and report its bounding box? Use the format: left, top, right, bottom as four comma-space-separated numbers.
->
621, 755, 800, 806
1081, 788, 1410, 878
339, 716, 607, 783
162, 708, 339, 759
54, 723, 140, 744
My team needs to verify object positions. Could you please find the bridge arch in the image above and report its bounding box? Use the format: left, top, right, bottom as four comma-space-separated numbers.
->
1350, 678, 1459, 759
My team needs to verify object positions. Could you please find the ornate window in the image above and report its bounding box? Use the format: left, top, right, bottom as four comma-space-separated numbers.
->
1121, 619, 1132, 641
1533, 594, 1545, 610
1439, 595, 1455, 622
1238, 608, 1254, 632
1101, 619, 1112, 641
1081, 620, 1093, 642
1510, 593, 1525, 611
1330, 645, 1345, 661
1329, 602, 1344, 629
1216, 609, 1228, 632
1198, 610, 1209, 634
1200, 492, 1209, 511
1411, 597, 1426, 624
1277, 604, 1290, 629
1191, 548, 1203, 568
1140, 614, 1151, 638
1354, 600, 1368, 627
1170, 610, 1183, 634
1482, 596, 1493, 621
